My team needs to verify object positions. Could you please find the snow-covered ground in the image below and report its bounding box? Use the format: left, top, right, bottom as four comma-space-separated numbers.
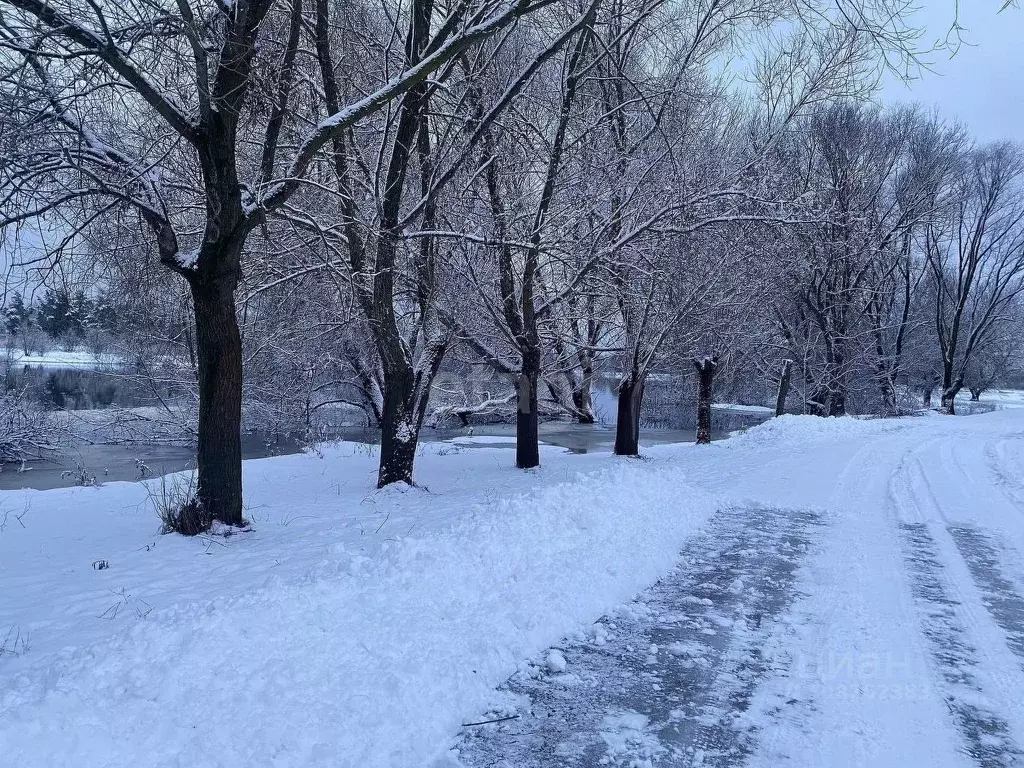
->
711, 402, 775, 414
3, 410, 1024, 766
974, 388, 1024, 409
6, 349, 121, 368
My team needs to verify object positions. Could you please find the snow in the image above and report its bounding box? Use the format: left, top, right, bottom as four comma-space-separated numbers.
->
0, 442, 718, 768
8, 349, 121, 368
395, 419, 415, 443
175, 249, 199, 270
545, 649, 568, 673
598, 710, 665, 766
4, 410, 1024, 766
711, 402, 774, 414
975, 388, 1024, 409
447, 435, 519, 444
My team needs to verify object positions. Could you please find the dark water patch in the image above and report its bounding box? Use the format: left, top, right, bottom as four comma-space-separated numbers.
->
5, 364, 169, 411
1, 420, 743, 492
322, 422, 734, 456
0, 433, 303, 491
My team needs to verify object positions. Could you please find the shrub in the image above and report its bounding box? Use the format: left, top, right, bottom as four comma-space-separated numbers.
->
149, 472, 211, 536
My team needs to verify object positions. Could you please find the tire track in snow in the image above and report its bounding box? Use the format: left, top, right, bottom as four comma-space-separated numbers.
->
948, 526, 1024, 664
983, 438, 1024, 512
452, 506, 821, 768
899, 522, 1022, 768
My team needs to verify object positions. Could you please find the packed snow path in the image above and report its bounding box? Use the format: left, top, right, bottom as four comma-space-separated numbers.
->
455, 506, 822, 767
5, 407, 1024, 767
452, 506, 1024, 767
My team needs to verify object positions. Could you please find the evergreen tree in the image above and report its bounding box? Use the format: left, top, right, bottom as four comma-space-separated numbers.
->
37, 288, 72, 339
90, 292, 118, 334
4, 292, 25, 336
70, 290, 93, 338
5, 292, 33, 354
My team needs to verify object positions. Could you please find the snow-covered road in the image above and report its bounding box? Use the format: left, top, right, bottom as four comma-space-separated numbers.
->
3, 410, 1024, 767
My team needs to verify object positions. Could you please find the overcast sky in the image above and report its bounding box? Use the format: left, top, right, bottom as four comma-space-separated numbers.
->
880, 2, 1023, 142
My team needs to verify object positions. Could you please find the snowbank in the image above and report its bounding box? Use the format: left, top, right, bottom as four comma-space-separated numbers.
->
726, 413, 899, 449
0, 445, 720, 767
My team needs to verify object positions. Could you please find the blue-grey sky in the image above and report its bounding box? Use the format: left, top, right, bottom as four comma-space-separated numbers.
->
880, 2, 1023, 141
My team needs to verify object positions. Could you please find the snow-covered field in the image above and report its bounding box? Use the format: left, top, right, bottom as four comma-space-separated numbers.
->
3, 410, 1024, 766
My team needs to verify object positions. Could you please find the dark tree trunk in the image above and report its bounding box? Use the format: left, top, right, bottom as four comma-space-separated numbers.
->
879, 377, 897, 415
516, 365, 540, 469
775, 359, 792, 417
922, 386, 934, 408
614, 375, 644, 456
573, 399, 596, 425
875, 357, 897, 414
969, 387, 983, 402
378, 362, 418, 486
826, 350, 847, 417
941, 360, 961, 415
941, 387, 960, 414
828, 388, 847, 417
192, 280, 244, 527
809, 385, 846, 417
807, 386, 830, 417
571, 360, 596, 424
694, 356, 718, 445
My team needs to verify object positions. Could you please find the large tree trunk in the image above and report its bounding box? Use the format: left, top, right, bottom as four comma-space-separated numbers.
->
694, 356, 717, 445
941, 360, 961, 414
826, 349, 847, 417
192, 280, 244, 527
516, 363, 540, 469
378, 362, 418, 486
614, 375, 644, 456
875, 359, 897, 415
775, 359, 792, 417
969, 387, 983, 401
941, 384, 961, 414
571, 357, 596, 424
572, 389, 596, 424
880, 377, 897, 415
828, 387, 847, 417
807, 385, 830, 417
376, 338, 448, 486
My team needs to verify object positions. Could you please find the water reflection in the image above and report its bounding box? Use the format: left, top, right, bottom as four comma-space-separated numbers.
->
0, 409, 769, 492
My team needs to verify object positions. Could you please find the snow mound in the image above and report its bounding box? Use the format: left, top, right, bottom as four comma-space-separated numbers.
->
546, 649, 568, 673
728, 414, 897, 448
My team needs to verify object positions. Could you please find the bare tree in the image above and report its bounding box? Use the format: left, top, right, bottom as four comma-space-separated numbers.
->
925, 142, 1024, 413
0, 0, 558, 519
